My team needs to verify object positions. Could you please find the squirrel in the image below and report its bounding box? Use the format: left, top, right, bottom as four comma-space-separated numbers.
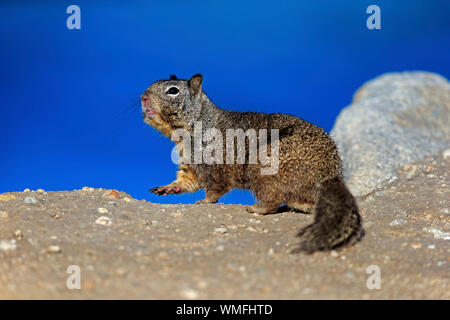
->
141, 74, 364, 253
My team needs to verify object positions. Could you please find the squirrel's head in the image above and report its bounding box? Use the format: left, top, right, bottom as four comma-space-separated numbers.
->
141, 74, 204, 137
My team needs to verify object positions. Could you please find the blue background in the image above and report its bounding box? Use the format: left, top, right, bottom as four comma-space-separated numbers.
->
1, 0, 449, 204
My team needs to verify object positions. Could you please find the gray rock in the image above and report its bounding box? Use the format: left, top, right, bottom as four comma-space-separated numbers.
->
331, 72, 450, 196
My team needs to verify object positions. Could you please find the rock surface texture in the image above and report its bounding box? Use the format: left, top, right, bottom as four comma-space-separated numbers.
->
0, 151, 449, 299
331, 72, 450, 196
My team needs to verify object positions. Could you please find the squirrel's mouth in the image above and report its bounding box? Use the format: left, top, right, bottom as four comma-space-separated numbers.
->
143, 107, 157, 118
141, 93, 158, 118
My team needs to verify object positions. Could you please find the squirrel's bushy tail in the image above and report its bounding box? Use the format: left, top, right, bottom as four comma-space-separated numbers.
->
291, 176, 364, 254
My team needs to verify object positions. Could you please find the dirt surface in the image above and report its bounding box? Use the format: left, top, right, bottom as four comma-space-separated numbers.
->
0, 154, 449, 299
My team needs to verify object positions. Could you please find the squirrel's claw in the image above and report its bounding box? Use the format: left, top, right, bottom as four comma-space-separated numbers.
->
148, 187, 159, 193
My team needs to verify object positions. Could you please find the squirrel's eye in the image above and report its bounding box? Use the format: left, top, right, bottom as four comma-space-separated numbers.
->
166, 87, 179, 95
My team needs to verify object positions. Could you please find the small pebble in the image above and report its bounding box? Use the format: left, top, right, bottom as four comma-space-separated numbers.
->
122, 197, 132, 202
0, 211, 8, 219
330, 250, 339, 258
23, 188, 31, 192
411, 243, 422, 249
390, 219, 407, 226
24, 197, 37, 204
151, 220, 158, 225
95, 216, 112, 226
14, 230, 23, 240
36, 189, 45, 194
428, 244, 435, 249
0, 240, 17, 251
115, 268, 127, 277
442, 149, 450, 160
47, 245, 61, 254
97, 207, 109, 214
82, 187, 94, 192
214, 227, 228, 234
216, 245, 224, 251
404, 164, 419, 180
180, 288, 199, 300
170, 210, 183, 217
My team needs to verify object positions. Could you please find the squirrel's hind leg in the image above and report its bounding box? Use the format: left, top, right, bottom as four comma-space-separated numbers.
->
286, 201, 314, 214
247, 186, 283, 215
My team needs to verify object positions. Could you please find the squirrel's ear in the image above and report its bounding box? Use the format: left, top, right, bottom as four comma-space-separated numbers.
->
188, 74, 203, 96
169, 75, 177, 80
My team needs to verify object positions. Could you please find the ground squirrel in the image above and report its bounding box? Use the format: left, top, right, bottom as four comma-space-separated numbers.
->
141, 74, 363, 253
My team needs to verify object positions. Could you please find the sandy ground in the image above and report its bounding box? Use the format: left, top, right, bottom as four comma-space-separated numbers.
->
0, 154, 449, 299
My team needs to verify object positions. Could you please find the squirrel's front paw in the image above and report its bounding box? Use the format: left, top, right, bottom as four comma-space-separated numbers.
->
148, 185, 182, 196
